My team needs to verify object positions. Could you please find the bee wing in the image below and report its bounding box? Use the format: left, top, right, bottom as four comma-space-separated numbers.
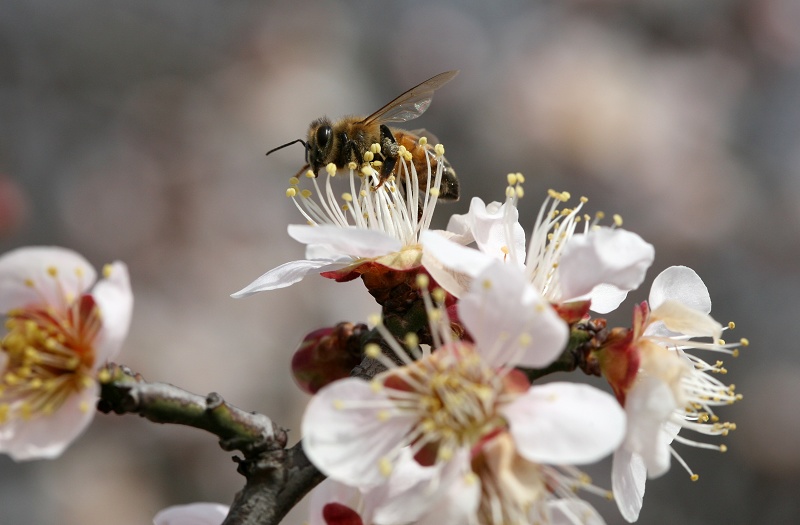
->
361, 70, 459, 125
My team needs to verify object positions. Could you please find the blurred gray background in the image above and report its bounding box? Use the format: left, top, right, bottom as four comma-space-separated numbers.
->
1, 0, 798, 524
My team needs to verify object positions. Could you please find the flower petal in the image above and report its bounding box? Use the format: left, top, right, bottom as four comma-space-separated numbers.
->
0, 384, 97, 461
459, 261, 568, 368
622, 375, 676, 478
231, 259, 348, 297
612, 447, 647, 523
302, 378, 417, 488
153, 502, 229, 525
289, 224, 402, 258
371, 449, 473, 525
308, 479, 364, 525
587, 283, 629, 315
546, 499, 607, 525
420, 230, 494, 297
454, 198, 526, 264
0, 246, 96, 313
91, 261, 133, 364
502, 382, 626, 465
559, 229, 654, 304
649, 300, 722, 340
648, 266, 710, 313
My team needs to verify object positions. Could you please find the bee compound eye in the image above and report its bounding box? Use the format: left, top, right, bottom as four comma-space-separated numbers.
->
316, 125, 332, 148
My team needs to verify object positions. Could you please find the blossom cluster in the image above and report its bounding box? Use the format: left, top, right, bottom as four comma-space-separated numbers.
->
0, 140, 746, 525
232, 147, 746, 524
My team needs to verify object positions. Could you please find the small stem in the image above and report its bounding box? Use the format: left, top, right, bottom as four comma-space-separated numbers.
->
97, 364, 286, 455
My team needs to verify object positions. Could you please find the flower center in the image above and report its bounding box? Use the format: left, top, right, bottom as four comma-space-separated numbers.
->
0, 294, 101, 423
381, 343, 514, 462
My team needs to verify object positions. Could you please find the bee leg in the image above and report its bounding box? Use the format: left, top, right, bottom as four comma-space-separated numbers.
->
375, 125, 399, 189
341, 131, 365, 167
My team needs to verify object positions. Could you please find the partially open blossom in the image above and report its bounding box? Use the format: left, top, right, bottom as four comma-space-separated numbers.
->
302, 261, 625, 524
153, 502, 229, 525
292, 322, 367, 395
595, 266, 746, 522
233, 142, 452, 299
422, 178, 654, 313
0, 246, 133, 461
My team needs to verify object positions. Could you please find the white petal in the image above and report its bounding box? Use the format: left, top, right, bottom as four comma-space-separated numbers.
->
503, 382, 626, 465
459, 261, 568, 368
153, 502, 229, 525
420, 230, 494, 298
649, 300, 723, 340
421, 230, 494, 278
289, 224, 402, 258
648, 266, 710, 313
414, 467, 480, 525
0, 246, 96, 313
462, 198, 525, 264
92, 262, 133, 364
302, 378, 416, 488
559, 229, 654, 303
372, 449, 472, 525
0, 384, 97, 461
231, 259, 346, 297
623, 376, 677, 478
307, 479, 363, 525
546, 499, 607, 525
587, 283, 629, 314
611, 447, 647, 523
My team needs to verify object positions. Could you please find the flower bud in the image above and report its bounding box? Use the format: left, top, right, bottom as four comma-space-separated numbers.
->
291, 322, 366, 395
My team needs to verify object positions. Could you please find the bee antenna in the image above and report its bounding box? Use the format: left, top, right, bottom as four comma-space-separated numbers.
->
266, 139, 308, 156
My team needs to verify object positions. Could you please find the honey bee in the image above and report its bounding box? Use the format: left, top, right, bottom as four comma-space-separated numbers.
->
267, 70, 460, 201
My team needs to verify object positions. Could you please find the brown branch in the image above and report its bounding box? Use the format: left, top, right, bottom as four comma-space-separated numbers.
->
97, 364, 323, 525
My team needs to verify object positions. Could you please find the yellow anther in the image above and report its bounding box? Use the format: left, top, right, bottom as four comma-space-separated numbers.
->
482, 278, 492, 290
363, 151, 374, 162
418, 136, 428, 146
333, 399, 345, 410
507, 173, 518, 186
740, 338, 749, 346
97, 368, 112, 383
429, 188, 440, 197
305, 170, 315, 178
515, 186, 524, 199
728, 321, 736, 329
365, 343, 381, 358
300, 189, 312, 199
690, 474, 699, 482
613, 214, 623, 227
102, 264, 113, 278
341, 192, 353, 202
24, 278, 34, 288
596, 211, 605, 220
379, 457, 393, 477
719, 444, 728, 453
325, 163, 337, 176
288, 176, 300, 185
434, 144, 445, 156
285, 188, 297, 197
348, 161, 358, 170
416, 274, 430, 289
431, 288, 446, 304
361, 166, 373, 176
370, 143, 381, 154
404, 332, 419, 349
47, 266, 58, 278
